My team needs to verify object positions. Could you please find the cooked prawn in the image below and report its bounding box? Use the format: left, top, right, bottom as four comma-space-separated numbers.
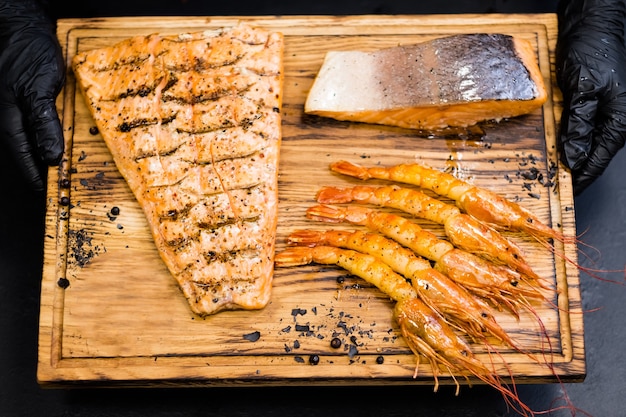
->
274, 245, 536, 416
287, 228, 521, 349
275, 244, 417, 302
305, 203, 547, 317
316, 184, 541, 282
329, 160, 569, 244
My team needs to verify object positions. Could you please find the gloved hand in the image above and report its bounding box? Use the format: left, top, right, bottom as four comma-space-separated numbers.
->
556, 0, 626, 195
0, 0, 65, 192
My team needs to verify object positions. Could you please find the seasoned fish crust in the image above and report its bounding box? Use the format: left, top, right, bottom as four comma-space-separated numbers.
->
72, 23, 284, 316
305, 33, 547, 130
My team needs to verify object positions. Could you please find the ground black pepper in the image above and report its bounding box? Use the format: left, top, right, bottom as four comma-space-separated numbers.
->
68, 228, 102, 267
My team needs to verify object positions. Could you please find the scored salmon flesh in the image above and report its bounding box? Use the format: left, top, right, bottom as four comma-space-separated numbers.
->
72, 23, 284, 316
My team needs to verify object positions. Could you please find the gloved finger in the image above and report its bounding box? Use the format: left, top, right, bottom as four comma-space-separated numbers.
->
17, 33, 65, 165
28, 97, 64, 165
0, 105, 46, 191
572, 99, 626, 194
558, 63, 601, 171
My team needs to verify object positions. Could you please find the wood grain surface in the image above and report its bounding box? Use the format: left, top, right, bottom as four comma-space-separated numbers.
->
38, 14, 584, 387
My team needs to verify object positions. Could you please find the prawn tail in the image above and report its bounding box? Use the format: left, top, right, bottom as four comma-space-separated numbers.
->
316, 186, 355, 204
286, 229, 326, 247
305, 204, 348, 224
305, 203, 370, 226
329, 160, 376, 180
274, 246, 316, 268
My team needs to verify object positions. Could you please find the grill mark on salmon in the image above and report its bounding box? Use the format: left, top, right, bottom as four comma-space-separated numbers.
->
121, 110, 275, 162
305, 33, 547, 131
73, 24, 284, 315
135, 150, 268, 189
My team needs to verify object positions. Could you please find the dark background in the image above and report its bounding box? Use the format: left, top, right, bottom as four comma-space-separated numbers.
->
3, 1, 626, 416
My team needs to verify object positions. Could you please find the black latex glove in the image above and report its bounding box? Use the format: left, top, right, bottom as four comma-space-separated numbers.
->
556, 0, 626, 195
0, 0, 64, 192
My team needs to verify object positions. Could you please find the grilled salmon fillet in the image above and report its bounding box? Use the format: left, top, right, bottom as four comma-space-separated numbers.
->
305, 33, 547, 131
72, 23, 284, 316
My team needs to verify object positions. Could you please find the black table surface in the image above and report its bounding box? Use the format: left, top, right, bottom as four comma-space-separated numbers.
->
3, 2, 626, 416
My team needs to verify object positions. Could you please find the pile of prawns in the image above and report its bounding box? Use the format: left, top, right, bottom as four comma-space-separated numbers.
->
275, 160, 576, 417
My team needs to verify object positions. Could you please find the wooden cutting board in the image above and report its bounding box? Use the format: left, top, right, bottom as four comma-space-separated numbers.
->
38, 14, 584, 387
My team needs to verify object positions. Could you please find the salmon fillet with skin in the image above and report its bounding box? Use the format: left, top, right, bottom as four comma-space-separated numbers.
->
72, 24, 284, 316
305, 33, 547, 131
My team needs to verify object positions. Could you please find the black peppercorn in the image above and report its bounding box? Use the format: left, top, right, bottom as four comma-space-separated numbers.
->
110, 206, 120, 216
376, 355, 384, 364
59, 196, 70, 206
330, 337, 342, 349
309, 355, 320, 365
89, 126, 99, 135
57, 277, 70, 289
